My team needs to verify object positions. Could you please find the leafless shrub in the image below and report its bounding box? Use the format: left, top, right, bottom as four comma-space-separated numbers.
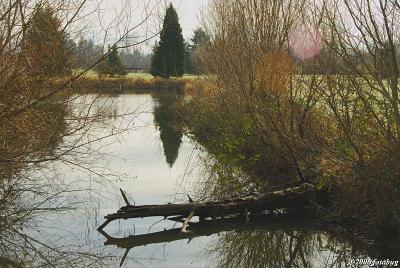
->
0, 0, 159, 265
188, 0, 400, 237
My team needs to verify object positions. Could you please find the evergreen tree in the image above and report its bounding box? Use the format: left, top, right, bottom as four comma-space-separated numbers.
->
151, 4, 185, 78
24, 3, 71, 76
107, 45, 127, 76
95, 45, 127, 77
185, 28, 209, 74
190, 28, 209, 51
150, 42, 162, 75
184, 41, 194, 74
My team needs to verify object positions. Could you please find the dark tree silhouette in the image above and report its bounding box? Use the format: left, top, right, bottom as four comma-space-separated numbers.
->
153, 93, 183, 167
150, 4, 185, 78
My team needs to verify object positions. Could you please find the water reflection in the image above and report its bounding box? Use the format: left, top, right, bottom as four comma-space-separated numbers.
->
102, 92, 185, 168
209, 229, 338, 268
99, 211, 384, 268
0, 175, 111, 267
1, 95, 116, 266
1, 93, 398, 267
153, 92, 184, 167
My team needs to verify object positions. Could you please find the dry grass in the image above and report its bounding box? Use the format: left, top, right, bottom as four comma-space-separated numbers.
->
66, 74, 207, 94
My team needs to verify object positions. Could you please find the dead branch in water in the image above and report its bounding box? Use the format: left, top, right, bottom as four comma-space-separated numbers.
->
98, 184, 327, 230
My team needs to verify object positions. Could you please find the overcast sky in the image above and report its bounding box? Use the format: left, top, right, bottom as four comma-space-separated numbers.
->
76, 0, 209, 51
169, 0, 208, 39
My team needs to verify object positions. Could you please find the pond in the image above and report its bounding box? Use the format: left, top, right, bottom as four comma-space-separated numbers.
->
0, 92, 393, 267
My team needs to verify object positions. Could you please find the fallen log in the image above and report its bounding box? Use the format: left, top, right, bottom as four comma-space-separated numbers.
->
98, 183, 327, 230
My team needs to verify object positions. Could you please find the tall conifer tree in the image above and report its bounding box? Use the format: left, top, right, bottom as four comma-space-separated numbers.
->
151, 4, 185, 78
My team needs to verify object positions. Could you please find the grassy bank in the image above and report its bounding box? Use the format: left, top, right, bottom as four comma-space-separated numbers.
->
67, 71, 206, 94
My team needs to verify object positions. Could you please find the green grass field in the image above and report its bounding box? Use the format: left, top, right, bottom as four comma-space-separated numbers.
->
74, 69, 203, 80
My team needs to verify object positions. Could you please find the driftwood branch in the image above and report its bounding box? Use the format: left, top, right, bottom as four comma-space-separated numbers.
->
98, 184, 326, 231
181, 210, 196, 233
120, 188, 131, 206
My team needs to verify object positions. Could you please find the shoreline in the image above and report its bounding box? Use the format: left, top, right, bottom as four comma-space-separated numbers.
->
69, 75, 206, 94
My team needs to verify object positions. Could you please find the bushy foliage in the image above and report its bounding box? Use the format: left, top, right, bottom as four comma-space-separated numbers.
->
23, 3, 72, 76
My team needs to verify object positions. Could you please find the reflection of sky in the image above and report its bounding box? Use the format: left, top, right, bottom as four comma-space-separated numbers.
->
28, 94, 212, 267
170, 0, 209, 38
19, 94, 373, 267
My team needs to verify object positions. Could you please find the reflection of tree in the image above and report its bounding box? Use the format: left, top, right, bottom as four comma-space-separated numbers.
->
153, 92, 184, 167
210, 230, 313, 268
0, 172, 110, 267
0, 101, 105, 267
208, 228, 367, 268
0, 101, 67, 166
99, 211, 392, 268
99, 213, 320, 266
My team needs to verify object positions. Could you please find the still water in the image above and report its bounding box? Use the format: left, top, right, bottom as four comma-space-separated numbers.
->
1, 93, 387, 267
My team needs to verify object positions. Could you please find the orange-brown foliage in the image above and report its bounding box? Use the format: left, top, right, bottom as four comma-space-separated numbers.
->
256, 52, 293, 92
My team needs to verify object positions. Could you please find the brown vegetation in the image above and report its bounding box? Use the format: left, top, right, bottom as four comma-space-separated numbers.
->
184, 0, 400, 242
0, 0, 156, 265
69, 76, 205, 94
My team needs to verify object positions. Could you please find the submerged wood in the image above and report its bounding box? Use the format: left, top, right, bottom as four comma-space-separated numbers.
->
98, 184, 326, 230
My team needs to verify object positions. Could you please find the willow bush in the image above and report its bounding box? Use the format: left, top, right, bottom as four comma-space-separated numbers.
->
184, 0, 400, 240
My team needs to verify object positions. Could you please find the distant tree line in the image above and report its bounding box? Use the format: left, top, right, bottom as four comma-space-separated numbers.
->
119, 50, 151, 71
23, 2, 151, 78
25, 1, 399, 80
295, 44, 400, 77
70, 40, 152, 76
71, 39, 103, 70
25, 2, 207, 79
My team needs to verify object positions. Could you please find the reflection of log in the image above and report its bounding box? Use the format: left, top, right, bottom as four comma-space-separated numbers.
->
98, 184, 327, 230
99, 211, 400, 267
99, 212, 320, 250
98, 211, 321, 266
